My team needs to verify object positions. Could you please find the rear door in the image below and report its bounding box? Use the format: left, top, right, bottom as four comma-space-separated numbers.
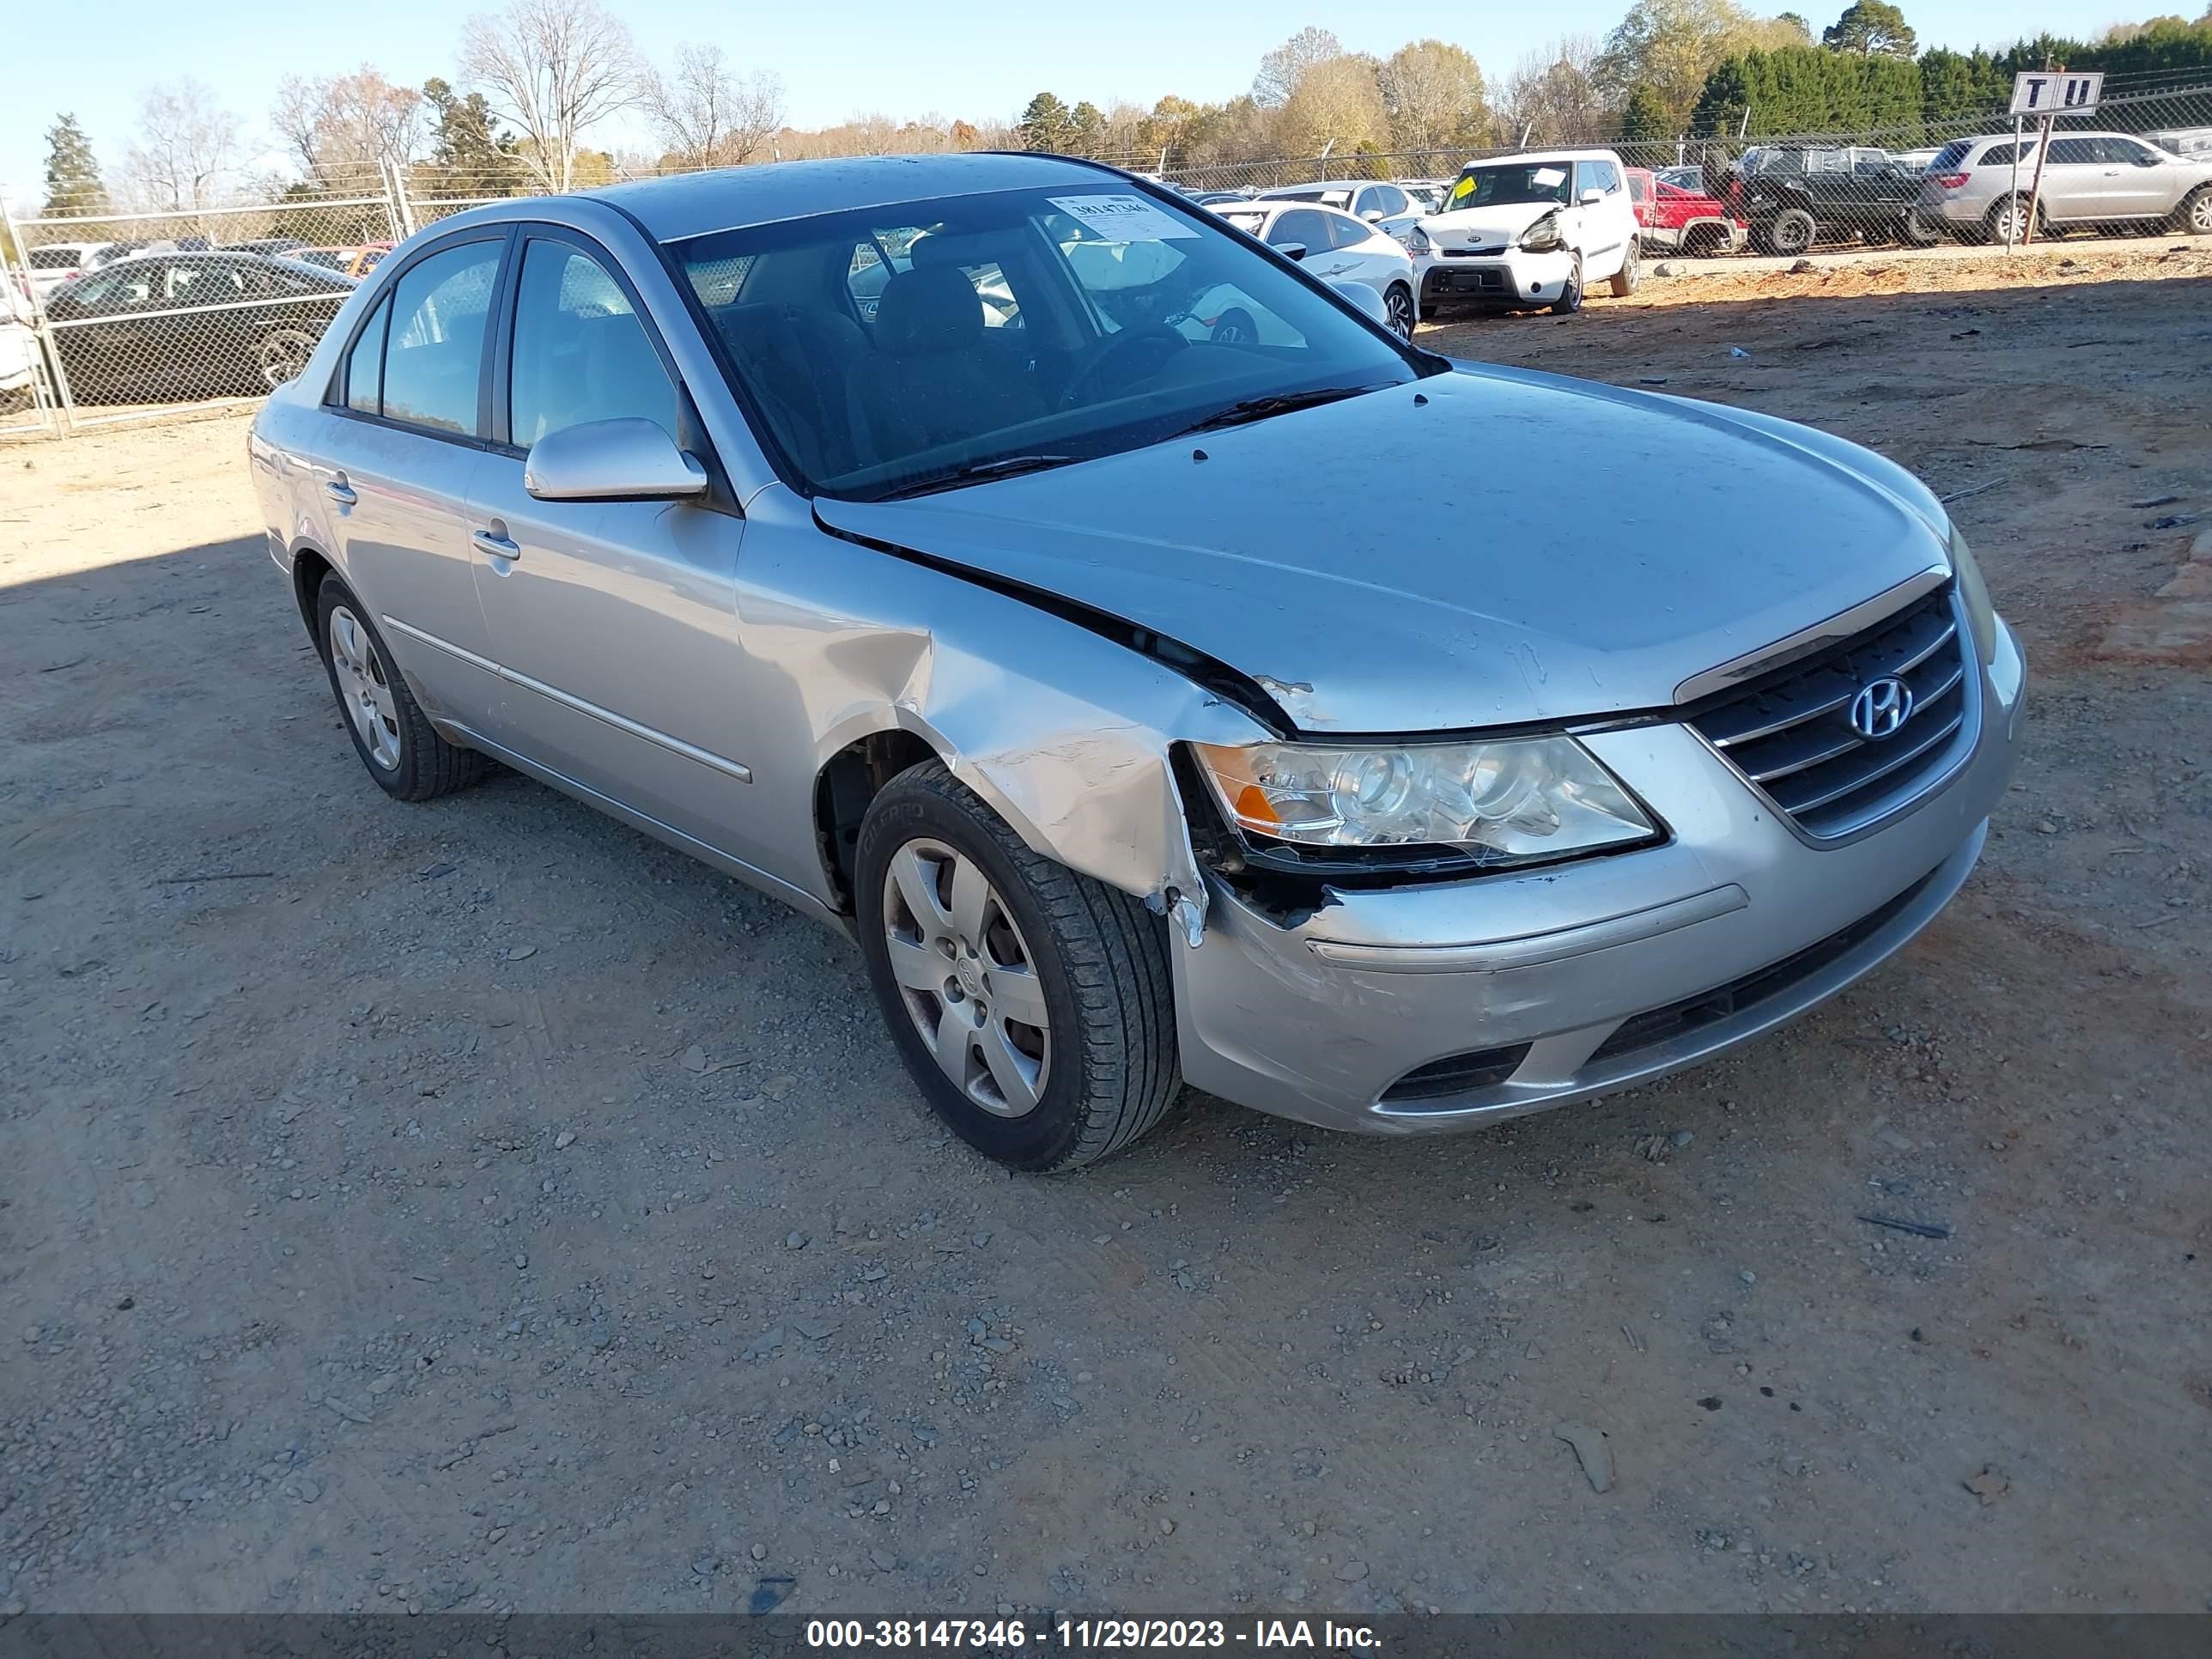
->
2039, 137, 2106, 222
464, 226, 763, 863
312, 231, 507, 721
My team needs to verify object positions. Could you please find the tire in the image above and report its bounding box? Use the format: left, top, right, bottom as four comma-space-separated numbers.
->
256, 326, 319, 391
2180, 184, 2212, 236
1382, 282, 1416, 338
1769, 207, 1817, 258
1901, 209, 1943, 247
313, 575, 487, 802
1551, 257, 1584, 315
1608, 240, 1641, 296
1986, 195, 2040, 245
854, 761, 1177, 1172
1209, 307, 1257, 345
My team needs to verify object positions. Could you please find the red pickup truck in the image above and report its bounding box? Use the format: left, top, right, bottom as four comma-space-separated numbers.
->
1626, 168, 1747, 258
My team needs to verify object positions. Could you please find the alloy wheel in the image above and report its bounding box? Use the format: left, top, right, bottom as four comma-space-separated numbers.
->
880, 838, 1052, 1117
258, 329, 317, 389
1384, 285, 1415, 337
2190, 191, 2212, 234
327, 605, 402, 770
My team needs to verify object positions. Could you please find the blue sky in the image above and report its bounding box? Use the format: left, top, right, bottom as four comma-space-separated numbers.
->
0, 0, 2142, 200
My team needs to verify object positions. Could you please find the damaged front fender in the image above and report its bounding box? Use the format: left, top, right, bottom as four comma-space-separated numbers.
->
729, 486, 1275, 933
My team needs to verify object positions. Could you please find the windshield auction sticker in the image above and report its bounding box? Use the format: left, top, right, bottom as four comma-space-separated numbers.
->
1048, 193, 1200, 240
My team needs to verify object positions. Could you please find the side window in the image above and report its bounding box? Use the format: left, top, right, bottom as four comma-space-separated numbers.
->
1373, 185, 1408, 217
509, 240, 682, 449
380, 240, 502, 437
1325, 212, 1371, 251
1352, 187, 1382, 218
2099, 137, 2156, 165
1268, 210, 1332, 258
2046, 138, 2098, 166
345, 295, 391, 416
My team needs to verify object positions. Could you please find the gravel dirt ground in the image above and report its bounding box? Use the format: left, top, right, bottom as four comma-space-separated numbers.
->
3, 246, 2208, 1620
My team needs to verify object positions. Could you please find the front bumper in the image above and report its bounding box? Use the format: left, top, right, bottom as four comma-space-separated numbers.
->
1415, 246, 1574, 309
1170, 615, 2027, 1136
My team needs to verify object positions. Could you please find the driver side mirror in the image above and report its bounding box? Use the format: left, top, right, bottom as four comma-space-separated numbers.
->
1580, 187, 1605, 205
1361, 209, 1386, 222
1274, 242, 1309, 262
524, 417, 708, 504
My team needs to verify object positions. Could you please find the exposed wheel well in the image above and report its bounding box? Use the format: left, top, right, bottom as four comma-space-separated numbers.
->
1682, 222, 1733, 257
814, 728, 943, 913
290, 546, 334, 640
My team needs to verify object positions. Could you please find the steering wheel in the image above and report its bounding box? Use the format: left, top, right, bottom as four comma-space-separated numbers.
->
1057, 323, 1190, 410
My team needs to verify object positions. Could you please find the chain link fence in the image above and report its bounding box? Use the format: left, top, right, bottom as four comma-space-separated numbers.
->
5, 82, 2208, 439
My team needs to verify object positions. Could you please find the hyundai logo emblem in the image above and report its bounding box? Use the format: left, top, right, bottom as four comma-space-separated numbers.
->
1849, 677, 1915, 741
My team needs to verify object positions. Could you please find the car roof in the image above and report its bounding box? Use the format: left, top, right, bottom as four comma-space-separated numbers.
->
1463, 149, 1621, 168
1262, 179, 1382, 193
563, 152, 1127, 243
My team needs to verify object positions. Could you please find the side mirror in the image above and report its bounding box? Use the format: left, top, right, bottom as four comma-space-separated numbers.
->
1275, 242, 1309, 262
524, 417, 708, 504
1362, 208, 1386, 222
1328, 279, 1390, 327
1580, 188, 1605, 205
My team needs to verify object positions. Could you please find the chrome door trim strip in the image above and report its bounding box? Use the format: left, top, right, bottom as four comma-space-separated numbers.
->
380, 616, 754, 783
1674, 564, 1950, 705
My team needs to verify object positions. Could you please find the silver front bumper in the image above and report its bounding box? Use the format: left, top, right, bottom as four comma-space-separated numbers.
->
1170, 617, 2027, 1135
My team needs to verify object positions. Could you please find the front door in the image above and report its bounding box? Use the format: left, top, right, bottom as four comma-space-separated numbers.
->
465, 228, 763, 866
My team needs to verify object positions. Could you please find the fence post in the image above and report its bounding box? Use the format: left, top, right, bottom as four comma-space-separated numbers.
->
0, 190, 76, 436
386, 160, 418, 241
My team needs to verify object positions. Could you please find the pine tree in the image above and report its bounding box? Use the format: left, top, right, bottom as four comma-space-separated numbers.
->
1621, 85, 1673, 142
422, 77, 518, 190
42, 113, 112, 216
1018, 93, 1073, 153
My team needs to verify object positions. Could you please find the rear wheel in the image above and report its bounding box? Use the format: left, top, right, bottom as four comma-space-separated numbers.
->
1986, 194, 2041, 244
1209, 307, 1257, 345
854, 762, 1178, 1172
1608, 240, 1641, 296
1901, 208, 1944, 247
1768, 207, 1817, 258
1382, 282, 1415, 337
255, 327, 319, 391
2179, 185, 2212, 236
314, 577, 487, 801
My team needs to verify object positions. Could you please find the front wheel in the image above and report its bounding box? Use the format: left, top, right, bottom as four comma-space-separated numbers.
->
1551, 258, 1584, 315
1383, 282, 1415, 338
256, 326, 319, 391
1608, 240, 1641, 296
854, 762, 1178, 1171
2179, 185, 2212, 236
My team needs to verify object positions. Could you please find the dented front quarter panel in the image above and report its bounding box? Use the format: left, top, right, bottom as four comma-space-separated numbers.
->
727, 483, 1270, 928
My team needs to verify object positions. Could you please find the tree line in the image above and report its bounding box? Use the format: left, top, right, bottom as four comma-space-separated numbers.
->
28, 0, 2212, 224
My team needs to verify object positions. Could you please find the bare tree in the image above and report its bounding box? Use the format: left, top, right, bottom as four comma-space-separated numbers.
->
1254, 27, 1344, 108
120, 80, 243, 212
272, 66, 423, 185
1500, 36, 1611, 147
641, 44, 785, 170
459, 0, 637, 191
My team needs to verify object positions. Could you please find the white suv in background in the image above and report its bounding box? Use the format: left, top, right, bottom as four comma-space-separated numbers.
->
1406, 150, 1642, 316
1917, 131, 2212, 241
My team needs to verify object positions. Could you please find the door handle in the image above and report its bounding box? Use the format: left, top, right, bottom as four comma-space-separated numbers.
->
325, 477, 356, 507
471, 528, 520, 561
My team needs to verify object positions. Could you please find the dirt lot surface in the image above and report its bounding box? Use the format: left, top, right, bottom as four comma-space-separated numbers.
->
3, 248, 2208, 1619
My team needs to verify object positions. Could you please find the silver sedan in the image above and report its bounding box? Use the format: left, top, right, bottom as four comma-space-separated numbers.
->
250, 153, 2026, 1170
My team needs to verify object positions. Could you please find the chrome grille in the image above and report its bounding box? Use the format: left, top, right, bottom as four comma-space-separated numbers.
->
1688, 585, 1970, 838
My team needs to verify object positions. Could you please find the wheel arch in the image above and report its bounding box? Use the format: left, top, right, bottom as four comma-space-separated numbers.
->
289, 542, 336, 641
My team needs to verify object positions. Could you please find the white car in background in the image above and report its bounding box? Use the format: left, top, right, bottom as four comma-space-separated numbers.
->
1209, 199, 1419, 337
1255, 179, 1426, 240
1406, 149, 1641, 316
22, 241, 122, 302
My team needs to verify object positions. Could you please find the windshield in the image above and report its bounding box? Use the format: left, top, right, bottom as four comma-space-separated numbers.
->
1443, 163, 1571, 210
667, 183, 1416, 501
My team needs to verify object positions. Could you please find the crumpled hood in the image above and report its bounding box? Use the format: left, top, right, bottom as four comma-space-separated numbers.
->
1420, 201, 1562, 250
813, 364, 1952, 734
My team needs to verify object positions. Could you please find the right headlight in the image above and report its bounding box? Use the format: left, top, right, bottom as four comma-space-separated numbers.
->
1188, 736, 1658, 868
1401, 225, 1431, 254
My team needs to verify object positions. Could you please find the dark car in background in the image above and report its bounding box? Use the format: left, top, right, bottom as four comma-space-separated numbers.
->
1723, 146, 1941, 254
40, 250, 356, 403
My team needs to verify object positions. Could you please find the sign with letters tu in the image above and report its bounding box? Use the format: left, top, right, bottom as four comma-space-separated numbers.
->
2010, 71, 2103, 116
